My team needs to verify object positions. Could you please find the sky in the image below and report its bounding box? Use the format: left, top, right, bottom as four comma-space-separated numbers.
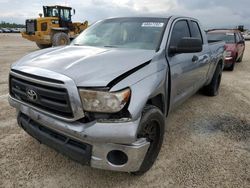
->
0, 0, 249, 29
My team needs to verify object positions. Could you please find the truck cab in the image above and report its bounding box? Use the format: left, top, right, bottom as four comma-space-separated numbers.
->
43, 5, 73, 28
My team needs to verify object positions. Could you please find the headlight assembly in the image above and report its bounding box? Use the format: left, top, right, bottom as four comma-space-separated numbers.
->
78, 88, 131, 113
225, 51, 232, 57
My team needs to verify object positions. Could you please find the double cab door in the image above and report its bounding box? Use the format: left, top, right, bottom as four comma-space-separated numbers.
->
167, 19, 210, 107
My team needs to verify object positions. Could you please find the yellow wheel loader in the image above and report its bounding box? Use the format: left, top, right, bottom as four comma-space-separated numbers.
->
22, 5, 88, 49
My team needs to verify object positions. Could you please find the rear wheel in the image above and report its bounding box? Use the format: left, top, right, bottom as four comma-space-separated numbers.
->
52, 32, 70, 47
132, 105, 165, 175
237, 54, 243, 63
36, 42, 52, 49
202, 63, 222, 96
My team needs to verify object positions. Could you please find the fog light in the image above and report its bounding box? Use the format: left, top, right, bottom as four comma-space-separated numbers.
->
107, 150, 128, 166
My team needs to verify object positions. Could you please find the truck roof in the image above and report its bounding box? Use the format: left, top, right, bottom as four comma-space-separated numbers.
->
103, 15, 199, 21
208, 29, 240, 34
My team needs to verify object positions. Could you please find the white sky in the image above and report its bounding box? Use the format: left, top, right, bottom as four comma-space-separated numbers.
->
0, 0, 249, 29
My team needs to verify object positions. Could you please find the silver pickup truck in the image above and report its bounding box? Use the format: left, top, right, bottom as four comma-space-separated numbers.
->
9, 16, 225, 175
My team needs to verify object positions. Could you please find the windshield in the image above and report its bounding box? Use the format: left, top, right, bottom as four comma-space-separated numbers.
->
45, 7, 59, 17
72, 18, 168, 50
207, 33, 236, 44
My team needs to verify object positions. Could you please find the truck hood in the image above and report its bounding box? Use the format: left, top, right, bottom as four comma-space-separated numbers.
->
13, 45, 156, 87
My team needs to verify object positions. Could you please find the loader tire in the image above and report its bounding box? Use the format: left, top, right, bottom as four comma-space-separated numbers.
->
52, 32, 70, 47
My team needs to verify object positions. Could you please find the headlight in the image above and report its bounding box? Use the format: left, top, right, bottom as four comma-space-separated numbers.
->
78, 88, 131, 113
225, 51, 232, 57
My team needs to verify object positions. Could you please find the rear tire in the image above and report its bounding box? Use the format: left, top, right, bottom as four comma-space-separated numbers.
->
52, 32, 70, 47
202, 63, 222, 96
132, 105, 165, 175
237, 54, 243, 63
36, 43, 52, 49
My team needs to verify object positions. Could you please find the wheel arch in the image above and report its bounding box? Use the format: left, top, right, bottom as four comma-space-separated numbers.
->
146, 94, 165, 115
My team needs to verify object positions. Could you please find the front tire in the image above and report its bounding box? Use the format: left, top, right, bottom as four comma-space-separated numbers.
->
202, 63, 222, 96
132, 105, 165, 175
52, 32, 70, 47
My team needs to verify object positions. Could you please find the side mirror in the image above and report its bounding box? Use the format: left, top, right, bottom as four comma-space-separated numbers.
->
169, 37, 202, 54
73, 9, 76, 15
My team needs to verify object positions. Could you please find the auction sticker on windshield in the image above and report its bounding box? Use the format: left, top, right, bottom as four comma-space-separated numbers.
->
226, 33, 234, 36
141, 22, 164, 27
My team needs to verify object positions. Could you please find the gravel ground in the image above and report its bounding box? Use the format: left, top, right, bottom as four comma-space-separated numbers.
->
0, 33, 250, 188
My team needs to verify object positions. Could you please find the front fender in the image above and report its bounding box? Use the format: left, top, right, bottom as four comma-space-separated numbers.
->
111, 68, 167, 120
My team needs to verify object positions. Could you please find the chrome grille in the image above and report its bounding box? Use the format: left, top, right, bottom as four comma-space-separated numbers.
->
10, 75, 73, 118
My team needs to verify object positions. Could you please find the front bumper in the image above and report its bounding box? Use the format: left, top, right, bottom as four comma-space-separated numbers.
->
224, 57, 234, 68
9, 96, 150, 172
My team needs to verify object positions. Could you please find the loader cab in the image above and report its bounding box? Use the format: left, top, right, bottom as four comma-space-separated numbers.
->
43, 5, 73, 28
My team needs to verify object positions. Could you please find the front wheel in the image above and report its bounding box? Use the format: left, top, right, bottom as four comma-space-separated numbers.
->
52, 32, 70, 47
132, 105, 165, 175
202, 63, 222, 96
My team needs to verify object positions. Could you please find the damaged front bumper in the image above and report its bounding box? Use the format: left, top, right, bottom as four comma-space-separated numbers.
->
9, 96, 150, 172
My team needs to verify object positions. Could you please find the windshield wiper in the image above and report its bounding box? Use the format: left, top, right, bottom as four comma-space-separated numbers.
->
103, 45, 119, 48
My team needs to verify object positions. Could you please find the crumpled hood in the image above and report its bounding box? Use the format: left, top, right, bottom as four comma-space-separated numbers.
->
12, 45, 156, 87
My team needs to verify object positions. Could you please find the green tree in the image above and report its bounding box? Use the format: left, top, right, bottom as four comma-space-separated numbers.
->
0, 21, 25, 28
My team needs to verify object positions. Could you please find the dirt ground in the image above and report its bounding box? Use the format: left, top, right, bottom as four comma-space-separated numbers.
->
0, 33, 250, 188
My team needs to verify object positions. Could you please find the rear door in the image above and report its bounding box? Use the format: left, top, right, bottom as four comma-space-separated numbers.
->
188, 20, 211, 85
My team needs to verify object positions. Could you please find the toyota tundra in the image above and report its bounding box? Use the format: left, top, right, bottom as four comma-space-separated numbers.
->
9, 16, 225, 174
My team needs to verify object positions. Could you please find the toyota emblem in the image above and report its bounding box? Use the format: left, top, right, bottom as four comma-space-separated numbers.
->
26, 89, 38, 102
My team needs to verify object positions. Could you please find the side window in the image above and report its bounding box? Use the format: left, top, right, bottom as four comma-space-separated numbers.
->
63, 9, 71, 21
190, 21, 203, 43
170, 20, 191, 47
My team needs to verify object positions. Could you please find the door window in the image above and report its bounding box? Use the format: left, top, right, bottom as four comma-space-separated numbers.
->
190, 21, 203, 43
60, 9, 71, 21
170, 20, 191, 47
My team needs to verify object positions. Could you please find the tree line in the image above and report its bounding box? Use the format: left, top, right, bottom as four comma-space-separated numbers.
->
0, 21, 25, 28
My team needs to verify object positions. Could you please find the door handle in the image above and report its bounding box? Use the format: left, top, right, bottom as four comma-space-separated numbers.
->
192, 55, 199, 63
